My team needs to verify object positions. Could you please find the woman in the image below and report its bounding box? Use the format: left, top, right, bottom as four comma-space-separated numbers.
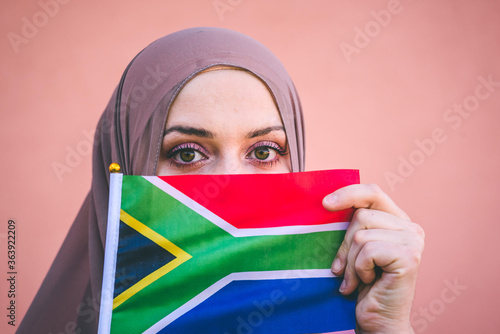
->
19, 27, 424, 334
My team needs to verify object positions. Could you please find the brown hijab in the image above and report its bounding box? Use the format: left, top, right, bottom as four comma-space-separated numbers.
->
18, 27, 305, 333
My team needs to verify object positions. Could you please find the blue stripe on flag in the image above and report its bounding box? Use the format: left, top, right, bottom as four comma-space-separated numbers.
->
158, 277, 356, 334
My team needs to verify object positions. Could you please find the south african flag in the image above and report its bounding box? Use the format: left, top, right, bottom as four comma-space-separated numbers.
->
98, 170, 359, 334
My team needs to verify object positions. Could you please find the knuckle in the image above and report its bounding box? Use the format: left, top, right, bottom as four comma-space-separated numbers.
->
352, 230, 366, 245
394, 247, 422, 277
352, 209, 361, 222
417, 225, 426, 240
411, 250, 422, 267
416, 236, 425, 252
363, 240, 378, 254
406, 244, 423, 267
410, 222, 426, 239
367, 183, 384, 197
354, 259, 365, 274
353, 208, 370, 223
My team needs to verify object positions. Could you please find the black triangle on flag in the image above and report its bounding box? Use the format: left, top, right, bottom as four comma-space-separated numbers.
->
113, 220, 177, 298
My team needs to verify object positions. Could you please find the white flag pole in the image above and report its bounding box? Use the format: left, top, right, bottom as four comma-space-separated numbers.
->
98, 164, 123, 334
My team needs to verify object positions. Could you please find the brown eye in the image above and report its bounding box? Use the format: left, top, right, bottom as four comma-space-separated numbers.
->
179, 149, 195, 162
255, 147, 270, 160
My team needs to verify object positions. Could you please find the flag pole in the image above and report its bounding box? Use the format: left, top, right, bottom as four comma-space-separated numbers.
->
98, 163, 123, 334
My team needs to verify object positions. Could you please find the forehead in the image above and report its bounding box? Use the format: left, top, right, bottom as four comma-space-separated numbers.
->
165, 69, 283, 133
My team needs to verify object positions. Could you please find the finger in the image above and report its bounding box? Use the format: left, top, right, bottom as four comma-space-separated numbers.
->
331, 208, 417, 276
340, 229, 415, 294
323, 184, 410, 221
331, 238, 347, 276
354, 240, 421, 287
354, 240, 396, 288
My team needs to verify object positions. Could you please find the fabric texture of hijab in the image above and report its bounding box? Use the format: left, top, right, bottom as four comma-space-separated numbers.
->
18, 27, 305, 333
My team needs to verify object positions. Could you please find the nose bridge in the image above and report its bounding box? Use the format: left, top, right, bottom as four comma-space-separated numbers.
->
213, 156, 244, 175
211, 149, 245, 175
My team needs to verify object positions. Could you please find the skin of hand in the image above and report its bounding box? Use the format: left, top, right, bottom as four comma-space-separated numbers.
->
323, 184, 425, 334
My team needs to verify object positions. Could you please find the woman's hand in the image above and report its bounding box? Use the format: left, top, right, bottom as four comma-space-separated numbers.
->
323, 184, 425, 334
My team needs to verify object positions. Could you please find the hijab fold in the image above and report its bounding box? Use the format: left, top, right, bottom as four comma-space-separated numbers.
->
18, 27, 305, 333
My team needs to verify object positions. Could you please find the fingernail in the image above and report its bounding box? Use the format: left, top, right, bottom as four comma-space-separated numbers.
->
324, 194, 338, 206
332, 258, 341, 273
339, 279, 346, 293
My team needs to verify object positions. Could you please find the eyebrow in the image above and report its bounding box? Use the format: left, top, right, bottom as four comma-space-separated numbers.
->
163, 126, 215, 138
246, 126, 285, 138
163, 125, 285, 139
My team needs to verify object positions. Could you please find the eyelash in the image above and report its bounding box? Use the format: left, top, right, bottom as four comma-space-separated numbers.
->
165, 141, 289, 169
165, 143, 209, 169
245, 141, 289, 167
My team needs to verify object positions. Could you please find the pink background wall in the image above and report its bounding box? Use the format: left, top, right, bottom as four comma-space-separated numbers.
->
1, 0, 499, 333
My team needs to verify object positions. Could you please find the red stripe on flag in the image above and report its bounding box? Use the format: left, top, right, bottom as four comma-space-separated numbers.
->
158, 169, 359, 229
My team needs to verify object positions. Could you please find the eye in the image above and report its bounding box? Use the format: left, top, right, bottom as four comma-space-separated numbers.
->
249, 146, 276, 161
166, 143, 208, 167
246, 141, 288, 166
177, 149, 202, 162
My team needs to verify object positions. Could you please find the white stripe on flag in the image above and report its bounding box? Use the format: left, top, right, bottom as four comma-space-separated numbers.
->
144, 176, 349, 237
144, 269, 336, 334
98, 173, 123, 334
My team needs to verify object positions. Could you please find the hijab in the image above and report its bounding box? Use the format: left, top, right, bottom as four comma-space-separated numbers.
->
18, 27, 305, 333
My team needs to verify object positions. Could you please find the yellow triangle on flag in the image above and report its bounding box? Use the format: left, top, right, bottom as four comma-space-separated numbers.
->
113, 209, 192, 309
